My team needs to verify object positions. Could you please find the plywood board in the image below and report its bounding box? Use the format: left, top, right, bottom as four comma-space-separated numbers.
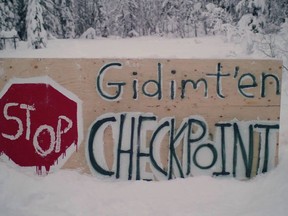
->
0, 58, 282, 180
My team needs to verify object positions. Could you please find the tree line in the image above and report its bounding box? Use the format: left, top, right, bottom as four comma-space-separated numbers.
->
0, 0, 287, 41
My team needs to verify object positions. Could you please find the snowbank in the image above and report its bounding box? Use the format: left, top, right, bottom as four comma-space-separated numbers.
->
0, 36, 266, 59
0, 145, 287, 216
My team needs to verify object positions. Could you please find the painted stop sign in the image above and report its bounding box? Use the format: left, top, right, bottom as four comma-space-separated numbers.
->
0, 77, 82, 174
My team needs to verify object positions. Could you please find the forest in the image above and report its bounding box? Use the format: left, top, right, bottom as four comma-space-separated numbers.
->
0, 0, 288, 52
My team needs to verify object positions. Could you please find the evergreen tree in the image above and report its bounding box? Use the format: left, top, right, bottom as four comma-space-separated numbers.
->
15, 0, 28, 40
115, 0, 140, 37
2, 0, 288, 41
59, 0, 76, 38
159, 0, 181, 36
236, 0, 268, 33
0, 0, 17, 32
40, 0, 63, 38
183, 1, 204, 37
91, 0, 107, 37
26, 0, 47, 49
177, 0, 195, 37
204, 3, 232, 36
218, 0, 241, 21
137, 0, 160, 36
74, 0, 91, 36
268, 0, 288, 26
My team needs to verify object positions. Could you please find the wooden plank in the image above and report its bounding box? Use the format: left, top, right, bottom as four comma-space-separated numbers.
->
0, 58, 282, 180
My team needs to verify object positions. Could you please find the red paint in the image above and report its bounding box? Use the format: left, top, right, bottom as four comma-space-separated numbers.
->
0, 82, 79, 174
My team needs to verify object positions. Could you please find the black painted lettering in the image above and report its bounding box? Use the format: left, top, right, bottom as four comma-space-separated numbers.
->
116, 114, 135, 180
234, 66, 240, 78
96, 62, 126, 100
261, 73, 280, 97
193, 143, 218, 169
168, 118, 185, 179
238, 73, 258, 98
132, 79, 138, 100
142, 63, 162, 100
136, 115, 157, 180
185, 118, 207, 175
150, 120, 169, 177
233, 123, 254, 178
181, 78, 208, 99
254, 123, 279, 173
206, 62, 230, 98
88, 115, 116, 177
88, 111, 280, 180
213, 123, 232, 176
170, 80, 176, 100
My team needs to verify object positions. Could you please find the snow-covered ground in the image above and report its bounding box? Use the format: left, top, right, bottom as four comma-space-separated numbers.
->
0, 36, 254, 59
0, 36, 288, 216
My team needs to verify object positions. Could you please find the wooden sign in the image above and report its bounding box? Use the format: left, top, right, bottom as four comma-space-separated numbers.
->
0, 58, 282, 180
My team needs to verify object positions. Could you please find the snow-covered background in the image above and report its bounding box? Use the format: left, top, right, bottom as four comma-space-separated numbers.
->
0, 36, 288, 216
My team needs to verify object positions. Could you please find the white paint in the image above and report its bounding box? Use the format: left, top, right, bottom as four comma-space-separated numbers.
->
1, 100, 74, 158
33, 124, 56, 157
149, 117, 171, 180
56, 115, 73, 153
86, 113, 119, 179
167, 117, 188, 178
182, 115, 211, 177
0, 76, 83, 174
20, 103, 35, 140
87, 112, 279, 180
254, 121, 279, 173
115, 113, 136, 179
86, 112, 159, 180
2, 103, 23, 140
2, 103, 36, 141
32, 115, 73, 157
136, 113, 157, 180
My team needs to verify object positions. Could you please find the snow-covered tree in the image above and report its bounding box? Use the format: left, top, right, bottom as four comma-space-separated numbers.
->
177, 0, 196, 37
59, 0, 75, 38
74, 0, 108, 37
26, 0, 47, 49
74, 0, 90, 36
114, 0, 140, 37
91, 0, 108, 37
185, 1, 204, 37
235, 0, 269, 53
159, 0, 180, 36
277, 19, 288, 69
134, 0, 159, 36
0, 0, 16, 32
3, 0, 288, 41
41, 0, 63, 39
236, 0, 268, 33
15, 0, 28, 40
267, 0, 288, 26
204, 3, 233, 36
218, 0, 240, 19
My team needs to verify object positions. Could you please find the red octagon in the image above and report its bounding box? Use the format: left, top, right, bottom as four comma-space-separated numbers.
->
0, 77, 82, 174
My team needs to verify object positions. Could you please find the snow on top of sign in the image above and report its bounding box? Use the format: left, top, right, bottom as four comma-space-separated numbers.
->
0, 36, 274, 59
